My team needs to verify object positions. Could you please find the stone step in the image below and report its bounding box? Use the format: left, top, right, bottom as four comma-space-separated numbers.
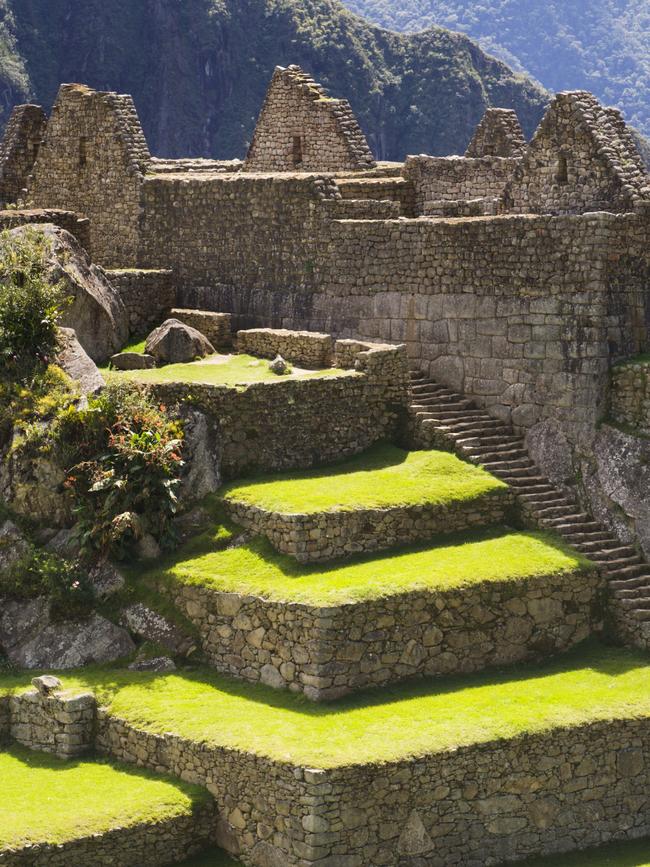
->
469, 449, 530, 463
609, 575, 650, 592
606, 563, 649, 580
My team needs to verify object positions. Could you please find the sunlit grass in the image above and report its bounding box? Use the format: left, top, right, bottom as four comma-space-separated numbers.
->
2, 643, 649, 769
0, 745, 210, 850
519, 837, 650, 866
222, 443, 508, 514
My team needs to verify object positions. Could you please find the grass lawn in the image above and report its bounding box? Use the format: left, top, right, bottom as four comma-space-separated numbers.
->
520, 838, 650, 866
105, 351, 348, 386
142, 525, 591, 605
222, 443, 507, 514
1, 643, 649, 769
0, 745, 210, 850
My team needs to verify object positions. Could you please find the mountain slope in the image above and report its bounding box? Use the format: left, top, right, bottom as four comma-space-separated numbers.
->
341, 0, 650, 138
0, 0, 547, 160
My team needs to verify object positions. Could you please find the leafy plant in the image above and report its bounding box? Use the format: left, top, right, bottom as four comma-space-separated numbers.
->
4, 548, 94, 621
0, 228, 67, 376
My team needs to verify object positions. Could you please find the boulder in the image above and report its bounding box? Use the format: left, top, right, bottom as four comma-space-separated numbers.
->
179, 409, 221, 504
57, 327, 105, 394
269, 354, 290, 375
0, 601, 135, 669
88, 560, 126, 600
122, 603, 195, 656
110, 352, 156, 370
31, 674, 62, 695
0, 520, 30, 573
8, 224, 128, 363
145, 318, 215, 364
129, 656, 177, 673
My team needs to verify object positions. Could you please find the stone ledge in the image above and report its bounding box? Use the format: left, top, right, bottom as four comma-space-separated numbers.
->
168, 566, 600, 700
224, 489, 512, 562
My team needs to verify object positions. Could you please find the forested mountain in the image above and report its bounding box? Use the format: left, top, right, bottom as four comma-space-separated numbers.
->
342, 0, 650, 137
0, 0, 547, 160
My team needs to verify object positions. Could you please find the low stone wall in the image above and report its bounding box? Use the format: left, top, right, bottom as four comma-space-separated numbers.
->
404, 155, 519, 215
237, 327, 333, 367
171, 308, 232, 349
9, 687, 96, 759
167, 567, 600, 700
0, 805, 216, 867
225, 488, 511, 562
106, 268, 175, 337
93, 709, 650, 866
0, 696, 9, 744
0, 209, 90, 251
148, 346, 409, 477
610, 360, 650, 435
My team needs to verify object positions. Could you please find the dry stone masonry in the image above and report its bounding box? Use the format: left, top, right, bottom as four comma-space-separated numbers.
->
237, 327, 332, 367
465, 107, 527, 158
0, 104, 48, 206
610, 360, 650, 436
171, 308, 232, 349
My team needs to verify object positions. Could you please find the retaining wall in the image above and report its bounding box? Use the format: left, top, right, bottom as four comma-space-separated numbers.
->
237, 327, 333, 367
107, 269, 175, 337
610, 360, 650, 436
404, 155, 519, 215
9, 688, 96, 758
168, 567, 600, 700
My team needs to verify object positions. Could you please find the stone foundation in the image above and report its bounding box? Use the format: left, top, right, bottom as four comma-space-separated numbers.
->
237, 327, 333, 367
0, 209, 90, 251
9, 687, 96, 758
0, 805, 216, 867
610, 360, 650, 436
168, 567, 600, 700
171, 309, 232, 349
224, 489, 511, 563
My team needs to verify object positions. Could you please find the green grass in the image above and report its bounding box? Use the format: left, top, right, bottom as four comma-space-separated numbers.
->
0, 745, 210, 850
2, 643, 649, 769
179, 850, 241, 867
142, 525, 591, 605
519, 838, 650, 866
106, 352, 349, 386
222, 443, 508, 514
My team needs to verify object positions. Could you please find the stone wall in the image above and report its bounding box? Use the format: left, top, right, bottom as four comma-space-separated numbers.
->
9, 687, 96, 759
167, 567, 599, 700
1, 806, 216, 867
237, 327, 333, 367
404, 155, 519, 215
28, 84, 150, 267
92, 709, 650, 866
0, 105, 48, 206
465, 108, 527, 158
147, 351, 409, 478
505, 92, 649, 215
170, 309, 232, 349
0, 695, 9, 744
244, 65, 375, 173
225, 488, 511, 563
610, 360, 650, 436
0, 209, 90, 251
107, 269, 175, 337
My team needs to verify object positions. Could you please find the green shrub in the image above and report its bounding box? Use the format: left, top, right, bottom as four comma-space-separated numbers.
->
4, 548, 94, 621
0, 228, 67, 376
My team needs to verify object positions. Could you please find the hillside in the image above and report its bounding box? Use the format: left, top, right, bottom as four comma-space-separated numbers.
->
0, 0, 547, 160
341, 0, 650, 138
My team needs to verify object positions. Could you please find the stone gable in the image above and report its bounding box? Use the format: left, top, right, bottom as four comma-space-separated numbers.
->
465, 107, 526, 158
0, 104, 48, 206
244, 64, 376, 172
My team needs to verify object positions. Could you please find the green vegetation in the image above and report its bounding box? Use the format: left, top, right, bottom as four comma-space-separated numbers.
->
222, 443, 507, 514
108, 353, 348, 386
520, 838, 650, 867
1, 643, 648, 768
0, 745, 210, 850
144, 525, 589, 605
343, 0, 650, 141
1, 0, 548, 161
2, 546, 92, 620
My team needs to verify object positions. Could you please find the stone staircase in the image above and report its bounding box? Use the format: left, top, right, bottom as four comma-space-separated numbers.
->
409, 370, 650, 640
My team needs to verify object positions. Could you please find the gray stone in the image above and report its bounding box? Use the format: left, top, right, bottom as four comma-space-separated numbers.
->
0, 520, 29, 572
122, 603, 194, 655
128, 656, 177, 673
31, 674, 62, 695
397, 809, 434, 856
179, 409, 221, 503
145, 318, 215, 364
57, 327, 105, 393
268, 354, 290, 375
88, 560, 126, 599
110, 351, 156, 370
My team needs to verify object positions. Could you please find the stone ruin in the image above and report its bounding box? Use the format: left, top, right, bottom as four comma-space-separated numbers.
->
0, 104, 47, 206
465, 106, 526, 158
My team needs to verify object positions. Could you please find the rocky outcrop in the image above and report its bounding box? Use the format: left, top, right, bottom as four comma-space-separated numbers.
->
179, 408, 221, 503
0, 520, 29, 573
145, 318, 214, 364
56, 327, 105, 394
0, 598, 135, 669
10, 224, 128, 363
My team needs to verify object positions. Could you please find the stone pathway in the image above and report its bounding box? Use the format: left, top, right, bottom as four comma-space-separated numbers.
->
409, 370, 650, 642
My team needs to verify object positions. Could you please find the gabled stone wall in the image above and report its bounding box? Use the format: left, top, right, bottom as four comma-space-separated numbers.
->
466, 107, 527, 158
244, 65, 376, 172
0, 104, 48, 206
27, 84, 150, 266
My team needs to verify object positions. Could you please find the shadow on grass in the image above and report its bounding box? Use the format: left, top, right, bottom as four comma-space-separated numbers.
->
515, 837, 650, 867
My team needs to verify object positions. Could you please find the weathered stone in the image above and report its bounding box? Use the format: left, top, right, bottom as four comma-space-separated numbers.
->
110, 351, 156, 370
145, 318, 215, 364
57, 327, 105, 393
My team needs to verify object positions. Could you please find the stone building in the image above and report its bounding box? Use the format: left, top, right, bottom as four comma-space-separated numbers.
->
1, 67, 649, 558
0, 104, 47, 206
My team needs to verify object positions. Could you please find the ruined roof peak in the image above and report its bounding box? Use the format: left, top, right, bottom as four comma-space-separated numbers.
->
466, 107, 526, 158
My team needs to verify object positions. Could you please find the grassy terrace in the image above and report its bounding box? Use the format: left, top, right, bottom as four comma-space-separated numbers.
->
520, 838, 650, 866
222, 443, 508, 513
105, 350, 348, 387
1, 644, 649, 769
143, 524, 591, 605
0, 746, 210, 851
